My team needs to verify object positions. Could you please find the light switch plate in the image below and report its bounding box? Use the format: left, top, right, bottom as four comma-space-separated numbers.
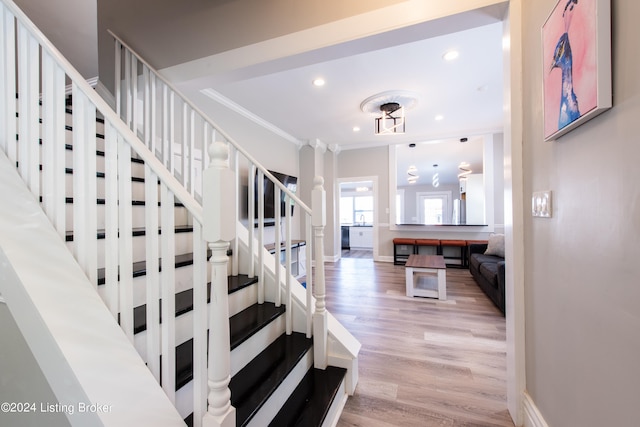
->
532, 190, 552, 218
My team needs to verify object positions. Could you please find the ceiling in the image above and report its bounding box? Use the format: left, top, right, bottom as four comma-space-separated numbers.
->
199, 19, 505, 153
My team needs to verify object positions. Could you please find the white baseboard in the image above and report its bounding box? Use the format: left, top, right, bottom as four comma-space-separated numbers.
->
376, 255, 394, 263
523, 392, 549, 427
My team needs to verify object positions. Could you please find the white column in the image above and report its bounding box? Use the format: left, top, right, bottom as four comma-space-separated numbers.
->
312, 176, 328, 369
202, 140, 236, 427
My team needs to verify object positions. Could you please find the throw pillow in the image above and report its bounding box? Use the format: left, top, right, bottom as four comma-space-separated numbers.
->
484, 233, 505, 258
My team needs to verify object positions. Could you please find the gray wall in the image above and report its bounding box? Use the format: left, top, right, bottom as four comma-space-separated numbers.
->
14, 0, 98, 79
0, 304, 71, 427
521, 0, 640, 425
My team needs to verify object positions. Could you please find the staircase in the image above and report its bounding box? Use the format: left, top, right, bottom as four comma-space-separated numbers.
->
0, 1, 359, 426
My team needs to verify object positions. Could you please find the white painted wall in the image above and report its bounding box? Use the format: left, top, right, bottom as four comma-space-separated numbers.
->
521, 0, 640, 425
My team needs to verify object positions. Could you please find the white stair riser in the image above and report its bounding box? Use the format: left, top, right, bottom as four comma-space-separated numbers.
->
322, 379, 347, 427
228, 284, 258, 317
246, 348, 313, 427
63, 174, 149, 200
60, 147, 146, 177
96, 260, 204, 309
65, 230, 192, 267
231, 314, 285, 377
65, 204, 190, 230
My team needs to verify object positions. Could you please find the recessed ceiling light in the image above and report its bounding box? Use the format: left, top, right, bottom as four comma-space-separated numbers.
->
312, 78, 325, 87
443, 50, 459, 61
352, 126, 361, 132
435, 115, 444, 121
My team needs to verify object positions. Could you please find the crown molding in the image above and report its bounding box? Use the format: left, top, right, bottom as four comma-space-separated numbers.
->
201, 88, 302, 147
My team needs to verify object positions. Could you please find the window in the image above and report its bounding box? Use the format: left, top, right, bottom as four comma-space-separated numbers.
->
416, 191, 451, 225
340, 195, 373, 225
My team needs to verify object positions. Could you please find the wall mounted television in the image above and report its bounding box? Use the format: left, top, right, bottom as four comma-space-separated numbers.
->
254, 170, 297, 225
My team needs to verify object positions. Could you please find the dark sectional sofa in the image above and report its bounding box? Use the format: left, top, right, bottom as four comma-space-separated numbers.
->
468, 243, 505, 315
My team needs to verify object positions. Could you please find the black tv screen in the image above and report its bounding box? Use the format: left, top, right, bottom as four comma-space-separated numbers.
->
255, 170, 297, 221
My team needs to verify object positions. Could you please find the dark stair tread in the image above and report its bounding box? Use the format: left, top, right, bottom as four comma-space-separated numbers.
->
132, 274, 257, 334
64, 167, 146, 182
65, 225, 193, 242
230, 332, 312, 427
64, 197, 183, 206
173, 300, 281, 391
228, 274, 259, 294
269, 366, 347, 427
230, 302, 286, 350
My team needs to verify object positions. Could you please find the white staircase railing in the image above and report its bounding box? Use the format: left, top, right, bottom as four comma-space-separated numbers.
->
0, 0, 331, 426
109, 32, 329, 363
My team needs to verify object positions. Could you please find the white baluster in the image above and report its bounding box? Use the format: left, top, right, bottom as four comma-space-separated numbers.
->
104, 122, 119, 319
231, 147, 239, 277
305, 216, 313, 338
118, 133, 134, 342
202, 140, 235, 427
145, 165, 160, 381
124, 49, 131, 128
192, 221, 207, 427
160, 182, 176, 403
189, 108, 195, 196
114, 39, 121, 117
161, 83, 168, 167
131, 55, 138, 136
247, 163, 255, 278
143, 66, 150, 149
257, 169, 265, 304
1, 6, 16, 163
285, 193, 292, 335
182, 103, 188, 189
274, 185, 281, 307
312, 176, 328, 369
41, 53, 63, 231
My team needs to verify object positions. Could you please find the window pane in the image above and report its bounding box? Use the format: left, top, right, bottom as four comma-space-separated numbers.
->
354, 196, 373, 210
340, 197, 354, 224
423, 198, 443, 224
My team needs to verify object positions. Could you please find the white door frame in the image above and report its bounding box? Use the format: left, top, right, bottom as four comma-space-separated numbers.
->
337, 176, 379, 260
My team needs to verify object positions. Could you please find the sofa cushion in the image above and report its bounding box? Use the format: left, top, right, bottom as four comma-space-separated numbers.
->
479, 262, 500, 289
469, 253, 503, 271
484, 233, 505, 257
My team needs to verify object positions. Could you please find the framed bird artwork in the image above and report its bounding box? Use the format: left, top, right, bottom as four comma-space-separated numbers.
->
542, 0, 612, 141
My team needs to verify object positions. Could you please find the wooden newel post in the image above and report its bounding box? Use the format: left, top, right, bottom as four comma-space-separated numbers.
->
312, 176, 328, 369
202, 141, 236, 427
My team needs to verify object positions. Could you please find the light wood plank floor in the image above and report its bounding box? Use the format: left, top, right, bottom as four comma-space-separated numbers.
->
323, 257, 514, 427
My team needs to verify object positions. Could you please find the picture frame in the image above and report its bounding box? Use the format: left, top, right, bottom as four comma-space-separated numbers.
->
542, 0, 612, 141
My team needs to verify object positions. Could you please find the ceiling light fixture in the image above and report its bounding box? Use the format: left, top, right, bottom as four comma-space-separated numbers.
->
360, 91, 419, 136
376, 102, 405, 135
407, 165, 419, 184
312, 78, 325, 87
352, 126, 360, 132
458, 162, 472, 180
435, 114, 444, 121
432, 164, 440, 188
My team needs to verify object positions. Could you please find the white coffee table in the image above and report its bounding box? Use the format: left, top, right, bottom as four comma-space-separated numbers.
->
405, 254, 447, 300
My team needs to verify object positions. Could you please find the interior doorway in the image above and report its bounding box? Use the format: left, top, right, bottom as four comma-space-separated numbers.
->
338, 177, 378, 260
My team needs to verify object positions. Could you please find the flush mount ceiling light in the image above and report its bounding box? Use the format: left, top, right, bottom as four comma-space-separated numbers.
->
312, 78, 325, 87
443, 50, 459, 61
360, 91, 419, 135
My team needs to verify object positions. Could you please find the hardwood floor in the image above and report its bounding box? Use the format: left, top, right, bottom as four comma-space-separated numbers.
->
323, 258, 514, 427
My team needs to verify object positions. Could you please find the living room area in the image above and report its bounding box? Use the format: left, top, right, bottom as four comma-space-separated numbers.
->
323, 252, 512, 426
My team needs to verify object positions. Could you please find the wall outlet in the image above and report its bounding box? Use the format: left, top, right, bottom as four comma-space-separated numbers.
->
532, 190, 552, 218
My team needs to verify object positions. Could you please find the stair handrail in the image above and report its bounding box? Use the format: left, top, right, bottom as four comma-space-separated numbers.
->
107, 29, 311, 216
